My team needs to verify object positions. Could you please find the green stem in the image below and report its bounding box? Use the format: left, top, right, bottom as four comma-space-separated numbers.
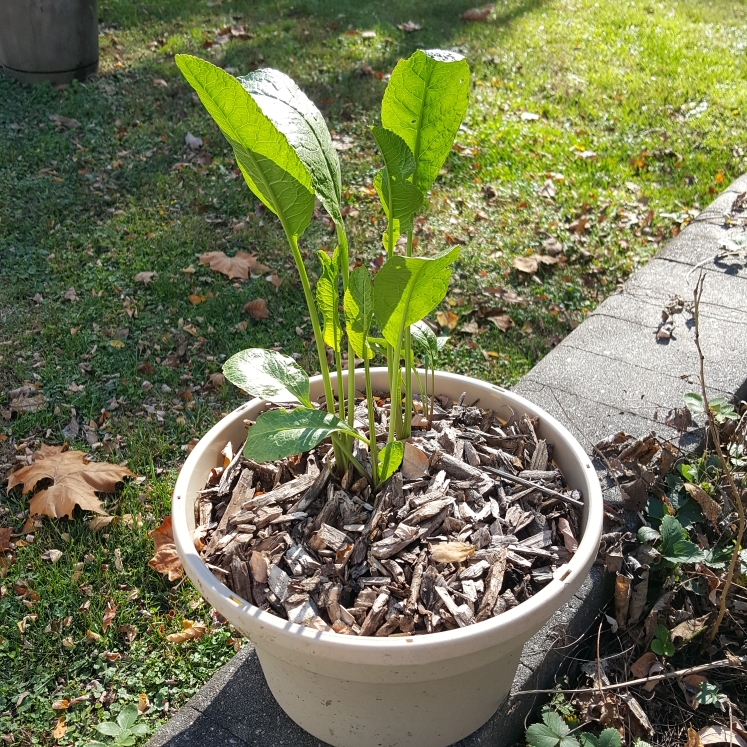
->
403, 230, 414, 438
364, 355, 379, 488
336, 225, 357, 431
336, 437, 370, 484
288, 234, 336, 415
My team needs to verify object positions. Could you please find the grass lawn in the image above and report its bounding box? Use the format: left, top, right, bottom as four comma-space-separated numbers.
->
1, 0, 747, 744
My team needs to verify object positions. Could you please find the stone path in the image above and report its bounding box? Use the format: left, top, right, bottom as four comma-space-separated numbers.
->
146, 179, 747, 747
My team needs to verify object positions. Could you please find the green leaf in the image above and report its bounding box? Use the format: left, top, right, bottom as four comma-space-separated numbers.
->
373, 169, 424, 229
651, 624, 675, 657
116, 705, 139, 733
239, 68, 343, 225
95, 721, 122, 737
637, 526, 660, 544
377, 441, 404, 483
373, 246, 460, 348
130, 724, 149, 736
695, 682, 720, 706
244, 408, 358, 462
175, 55, 314, 238
381, 49, 470, 193
344, 266, 374, 359
598, 729, 622, 747
526, 710, 580, 747
659, 514, 705, 564
84, 742, 108, 747
410, 320, 439, 359
580, 736, 598, 747
115, 737, 136, 747
371, 126, 416, 179
316, 248, 341, 352
223, 348, 312, 407
684, 391, 704, 413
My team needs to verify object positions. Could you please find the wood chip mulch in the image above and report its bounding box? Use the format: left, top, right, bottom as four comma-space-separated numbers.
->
193, 393, 584, 637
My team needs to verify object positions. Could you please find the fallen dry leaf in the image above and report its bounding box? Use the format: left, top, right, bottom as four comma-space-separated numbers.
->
558, 517, 578, 552
64, 287, 79, 302
630, 651, 658, 678
10, 393, 48, 414
7, 446, 135, 519
0, 527, 11, 552
206, 372, 226, 389
266, 273, 283, 289
458, 320, 479, 334
699, 726, 747, 746
244, 298, 270, 320
397, 20, 422, 32
513, 256, 538, 274
185, 132, 203, 151
166, 619, 207, 643
487, 315, 515, 332
521, 111, 540, 121
134, 271, 157, 285
436, 310, 459, 330
52, 716, 67, 740
102, 601, 117, 632
49, 114, 80, 128
199, 250, 269, 280
41, 549, 63, 563
138, 693, 150, 714
188, 294, 206, 305
461, 4, 494, 21
51, 699, 69, 711
148, 516, 183, 581
683, 483, 720, 528
430, 542, 475, 564
402, 443, 430, 480
686, 726, 704, 747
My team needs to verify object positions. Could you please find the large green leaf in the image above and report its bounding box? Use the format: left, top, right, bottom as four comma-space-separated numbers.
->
344, 266, 374, 359
316, 248, 341, 352
223, 348, 312, 407
239, 68, 343, 225
373, 169, 424, 225
381, 49, 470, 193
244, 408, 358, 462
526, 710, 580, 747
373, 247, 460, 348
659, 514, 705, 564
175, 55, 314, 238
117, 706, 139, 732
371, 126, 415, 179
377, 441, 404, 483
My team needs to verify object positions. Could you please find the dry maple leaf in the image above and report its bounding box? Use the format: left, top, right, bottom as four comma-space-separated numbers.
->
199, 250, 253, 279
7, 446, 134, 519
166, 619, 207, 643
435, 310, 459, 330
64, 287, 79, 302
134, 271, 157, 285
244, 298, 270, 320
148, 516, 183, 581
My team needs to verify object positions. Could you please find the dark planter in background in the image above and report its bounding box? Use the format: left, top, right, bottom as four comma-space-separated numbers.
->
0, 0, 99, 84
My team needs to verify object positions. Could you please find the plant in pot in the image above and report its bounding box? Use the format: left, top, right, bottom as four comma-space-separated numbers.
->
171, 50, 603, 747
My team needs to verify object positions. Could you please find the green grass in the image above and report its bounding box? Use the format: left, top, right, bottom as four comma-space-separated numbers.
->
2, 0, 747, 744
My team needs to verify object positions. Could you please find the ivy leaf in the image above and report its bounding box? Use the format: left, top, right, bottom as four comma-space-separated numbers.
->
244, 408, 358, 462
316, 248, 341, 352
344, 266, 374, 359
175, 55, 314, 239
223, 348, 312, 407
659, 514, 705, 564
381, 49, 470, 193
373, 246, 460, 348
526, 710, 580, 747
239, 68, 343, 225
377, 441, 404, 483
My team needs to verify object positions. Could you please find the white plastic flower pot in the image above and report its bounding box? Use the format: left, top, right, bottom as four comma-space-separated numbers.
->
172, 369, 603, 747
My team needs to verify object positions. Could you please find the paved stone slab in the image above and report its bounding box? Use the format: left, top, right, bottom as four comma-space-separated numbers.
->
146, 178, 747, 747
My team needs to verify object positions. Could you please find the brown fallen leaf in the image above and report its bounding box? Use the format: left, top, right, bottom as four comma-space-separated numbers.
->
683, 483, 720, 528
138, 693, 150, 714
487, 315, 515, 332
102, 601, 117, 632
49, 114, 80, 128
64, 287, 79, 302
134, 271, 157, 285
166, 619, 207, 643
0, 527, 11, 552
671, 614, 709, 648
686, 726, 704, 746
558, 517, 578, 553
458, 320, 479, 334
513, 255, 538, 274
51, 699, 69, 710
206, 372, 226, 389
244, 298, 270, 320
10, 393, 48, 414
266, 274, 283, 289
7, 446, 134, 519
461, 4, 494, 21
185, 132, 203, 151
397, 20, 422, 32
199, 250, 252, 279
402, 443, 430, 480
699, 726, 747, 746
188, 294, 206, 305
630, 651, 658, 678
148, 516, 183, 581
430, 542, 475, 564
436, 310, 459, 330
52, 716, 67, 740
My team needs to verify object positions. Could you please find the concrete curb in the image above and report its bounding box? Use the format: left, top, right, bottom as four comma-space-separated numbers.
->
145, 180, 747, 747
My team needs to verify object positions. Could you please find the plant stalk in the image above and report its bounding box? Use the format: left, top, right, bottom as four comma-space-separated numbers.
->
364, 355, 379, 487
403, 229, 415, 438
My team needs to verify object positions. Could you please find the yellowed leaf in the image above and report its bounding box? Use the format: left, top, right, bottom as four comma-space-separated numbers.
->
188, 294, 206, 305
166, 619, 207, 643
148, 516, 183, 581
109, 339, 125, 349
430, 542, 475, 564
52, 716, 67, 740
7, 446, 134, 520
51, 699, 69, 711
435, 310, 459, 330
138, 693, 150, 714
686, 726, 704, 747
86, 629, 102, 641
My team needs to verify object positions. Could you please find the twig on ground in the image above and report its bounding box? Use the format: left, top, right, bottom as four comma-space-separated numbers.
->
481, 466, 584, 508
513, 655, 747, 696
692, 273, 746, 644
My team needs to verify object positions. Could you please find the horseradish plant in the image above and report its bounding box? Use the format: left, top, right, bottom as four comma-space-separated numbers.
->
176, 49, 470, 488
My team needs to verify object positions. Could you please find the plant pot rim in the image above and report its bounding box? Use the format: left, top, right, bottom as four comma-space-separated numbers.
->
172, 367, 603, 657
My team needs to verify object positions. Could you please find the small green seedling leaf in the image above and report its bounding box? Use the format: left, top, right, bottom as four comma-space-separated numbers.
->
650, 624, 675, 657
374, 246, 460, 348
381, 50, 470, 193
316, 248, 341, 352
377, 441, 404, 483
344, 266, 374, 359
239, 68, 343, 225
684, 391, 704, 413
410, 320, 439, 360
244, 408, 358, 462
695, 681, 721, 706
224, 348, 312, 407
710, 397, 738, 423
175, 55, 314, 239
659, 514, 705, 564
637, 526, 660, 544
526, 710, 580, 747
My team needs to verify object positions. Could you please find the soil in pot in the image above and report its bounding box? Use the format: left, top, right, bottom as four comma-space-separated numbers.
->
193, 391, 584, 636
